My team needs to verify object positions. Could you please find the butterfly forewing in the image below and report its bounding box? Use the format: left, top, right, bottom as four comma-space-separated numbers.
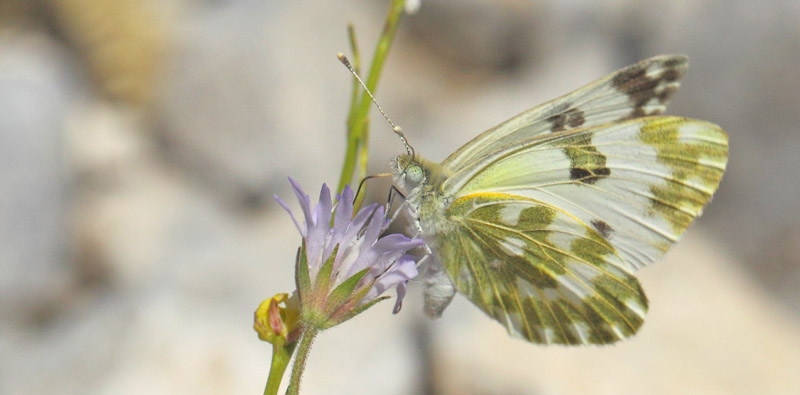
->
443, 117, 728, 273
443, 55, 688, 171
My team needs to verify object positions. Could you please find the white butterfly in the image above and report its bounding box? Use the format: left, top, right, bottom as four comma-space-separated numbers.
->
389, 55, 728, 345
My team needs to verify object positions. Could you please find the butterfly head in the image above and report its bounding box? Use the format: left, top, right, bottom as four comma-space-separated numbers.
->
391, 154, 426, 195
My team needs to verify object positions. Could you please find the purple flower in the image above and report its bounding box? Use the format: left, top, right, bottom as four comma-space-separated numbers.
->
275, 178, 424, 328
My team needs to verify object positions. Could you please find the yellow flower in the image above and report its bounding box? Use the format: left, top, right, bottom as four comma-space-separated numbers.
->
254, 293, 300, 344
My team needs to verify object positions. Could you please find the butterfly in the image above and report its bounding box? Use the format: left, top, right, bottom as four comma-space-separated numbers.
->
389, 55, 728, 345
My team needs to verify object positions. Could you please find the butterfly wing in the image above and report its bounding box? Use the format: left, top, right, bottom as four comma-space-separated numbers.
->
443, 55, 688, 171
435, 117, 727, 344
436, 192, 648, 344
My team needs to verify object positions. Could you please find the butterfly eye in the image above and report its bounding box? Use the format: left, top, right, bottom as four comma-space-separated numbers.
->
405, 165, 424, 188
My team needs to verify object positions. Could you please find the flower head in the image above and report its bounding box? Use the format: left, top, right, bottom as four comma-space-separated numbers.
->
275, 178, 424, 329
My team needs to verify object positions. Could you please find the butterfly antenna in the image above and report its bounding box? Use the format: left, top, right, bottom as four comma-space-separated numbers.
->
338, 53, 415, 157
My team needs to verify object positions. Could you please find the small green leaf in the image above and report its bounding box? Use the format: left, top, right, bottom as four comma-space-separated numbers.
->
326, 296, 390, 328
313, 244, 338, 293
324, 267, 370, 315
295, 243, 311, 301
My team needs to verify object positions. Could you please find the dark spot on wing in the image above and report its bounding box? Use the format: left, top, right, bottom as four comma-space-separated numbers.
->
612, 64, 645, 89
612, 56, 687, 120
663, 57, 685, 68
661, 68, 681, 82
547, 108, 586, 132
547, 113, 566, 132
628, 78, 661, 107
657, 85, 678, 102
567, 109, 586, 127
570, 168, 591, 180
570, 167, 611, 184
591, 219, 614, 239
629, 106, 647, 119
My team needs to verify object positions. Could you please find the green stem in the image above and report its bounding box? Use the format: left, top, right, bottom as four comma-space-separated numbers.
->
286, 327, 319, 395
264, 340, 296, 395
346, 23, 362, 128
336, 0, 406, 203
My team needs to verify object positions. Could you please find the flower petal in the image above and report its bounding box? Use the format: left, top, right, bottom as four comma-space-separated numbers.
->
392, 282, 407, 314
306, 184, 333, 270
342, 203, 377, 246
288, 177, 313, 235
342, 205, 385, 279
373, 234, 426, 255
274, 195, 303, 236
369, 235, 426, 273
363, 205, 385, 248
333, 185, 355, 234
366, 254, 419, 309
316, 183, 333, 230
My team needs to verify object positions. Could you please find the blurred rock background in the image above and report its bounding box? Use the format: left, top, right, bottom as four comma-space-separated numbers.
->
1, 0, 799, 394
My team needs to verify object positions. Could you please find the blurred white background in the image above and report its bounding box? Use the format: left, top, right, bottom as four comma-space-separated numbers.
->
1, 0, 799, 394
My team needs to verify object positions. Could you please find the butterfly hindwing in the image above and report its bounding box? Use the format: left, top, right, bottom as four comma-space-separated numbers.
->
443, 55, 688, 171
435, 192, 647, 344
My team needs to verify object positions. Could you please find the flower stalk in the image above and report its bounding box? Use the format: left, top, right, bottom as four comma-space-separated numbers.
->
337, 0, 407, 209
255, 293, 301, 395
264, 337, 295, 395
285, 327, 318, 395
257, 2, 416, 393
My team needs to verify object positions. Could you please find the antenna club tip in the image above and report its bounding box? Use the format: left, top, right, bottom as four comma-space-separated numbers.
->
337, 53, 351, 67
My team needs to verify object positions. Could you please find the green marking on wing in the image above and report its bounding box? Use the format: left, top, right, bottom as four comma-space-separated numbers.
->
570, 225, 614, 269
639, 118, 728, 233
560, 132, 611, 184
436, 192, 648, 345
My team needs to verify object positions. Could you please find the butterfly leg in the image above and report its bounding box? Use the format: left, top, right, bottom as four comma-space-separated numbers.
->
385, 185, 433, 255
384, 185, 407, 223
407, 215, 433, 256
415, 253, 431, 268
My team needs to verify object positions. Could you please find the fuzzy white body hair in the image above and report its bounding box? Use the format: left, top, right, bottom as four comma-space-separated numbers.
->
391, 154, 457, 318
